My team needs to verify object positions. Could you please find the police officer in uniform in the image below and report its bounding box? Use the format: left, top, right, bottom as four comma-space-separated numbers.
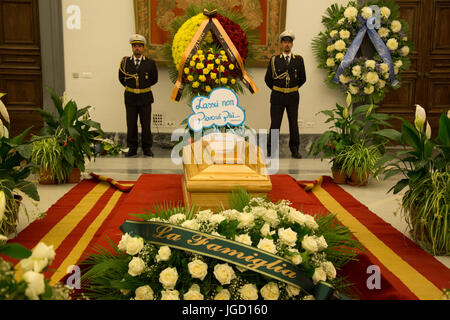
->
265, 31, 306, 159
119, 34, 158, 157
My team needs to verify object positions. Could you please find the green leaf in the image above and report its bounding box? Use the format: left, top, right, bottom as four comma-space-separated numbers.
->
0, 243, 32, 259
392, 179, 409, 194
438, 113, 450, 146
47, 86, 64, 115
401, 122, 422, 150
374, 129, 402, 142
61, 101, 77, 128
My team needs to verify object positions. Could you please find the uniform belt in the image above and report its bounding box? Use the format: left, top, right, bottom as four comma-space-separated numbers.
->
272, 86, 298, 93
125, 86, 152, 94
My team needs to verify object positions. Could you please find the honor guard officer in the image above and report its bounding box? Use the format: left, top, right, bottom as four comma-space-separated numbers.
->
119, 34, 158, 157
265, 30, 306, 159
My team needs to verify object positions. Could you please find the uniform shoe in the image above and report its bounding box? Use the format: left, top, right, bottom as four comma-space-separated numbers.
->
143, 149, 154, 157
125, 149, 138, 157
291, 152, 302, 159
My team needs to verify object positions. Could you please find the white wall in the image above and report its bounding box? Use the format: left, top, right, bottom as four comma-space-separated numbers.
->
61, 0, 346, 134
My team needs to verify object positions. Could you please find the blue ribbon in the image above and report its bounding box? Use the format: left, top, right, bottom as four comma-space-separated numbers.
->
333, 15, 398, 87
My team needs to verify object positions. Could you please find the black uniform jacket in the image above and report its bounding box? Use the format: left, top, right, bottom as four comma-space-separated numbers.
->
264, 54, 306, 105
119, 56, 158, 106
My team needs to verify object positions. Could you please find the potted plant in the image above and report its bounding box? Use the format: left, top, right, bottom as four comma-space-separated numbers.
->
37, 88, 104, 183
0, 93, 39, 236
31, 134, 66, 184
376, 105, 449, 255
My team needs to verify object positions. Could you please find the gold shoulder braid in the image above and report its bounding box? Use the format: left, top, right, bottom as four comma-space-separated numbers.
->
120, 57, 139, 87
271, 55, 290, 88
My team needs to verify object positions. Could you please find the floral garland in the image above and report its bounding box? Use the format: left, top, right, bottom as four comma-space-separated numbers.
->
80, 191, 362, 300
312, 1, 413, 103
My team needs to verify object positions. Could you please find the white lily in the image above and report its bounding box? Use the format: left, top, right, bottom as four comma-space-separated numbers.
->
447, 109, 450, 119
414, 104, 426, 132
425, 122, 432, 139
0, 190, 6, 222
346, 91, 352, 108
343, 107, 350, 119
0, 93, 10, 124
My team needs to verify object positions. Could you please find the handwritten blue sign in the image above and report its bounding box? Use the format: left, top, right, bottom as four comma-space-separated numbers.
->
187, 87, 246, 132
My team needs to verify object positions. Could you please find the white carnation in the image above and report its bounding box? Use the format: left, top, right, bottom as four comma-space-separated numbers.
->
20, 242, 55, 273
400, 46, 410, 56
315, 235, 328, 251
260, 282, 280, 300
352, 65, 362, 77
339, 29, 350, 40
361, 7, 373, 20
386, 38, 399, 50
221, 209, 240, 220
339, 74, 350, 84
209, 214, 226, 225
329, 30, 338, 38
391, 20, 402, 33
364, 85, 375, 94
335, 53, 344, 61
240, 283, 259, 300
168, 213, 186, 224
364, 71, 380, 85
326, 58, 336, 67
344, 6, 358, 21
349, 84, 359, 95
365, 60, 376, 69
380, 7, 391, 19
326, 45, 335, 52
196, 209, 213, 222
287, 248, 302, 265
378, 27, 390, 38
334, 40, 346, 51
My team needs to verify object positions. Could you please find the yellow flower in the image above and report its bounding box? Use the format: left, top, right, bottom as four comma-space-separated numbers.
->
190, 61, 196, 67
210, 72, 217, 79
215, 58, 221, 65
221, 78, 228, 85
192, 55, 198, 61
207, 54, 215, 61
199, 75, 206, 82
184, 68, 190, 74
219, 66, 225, 73
197, 50, 203, 55
220, 50, 225, 55
229, 64, 235, 70
199, 55, 205, 61
205, 86, 212, 92
207, 64, 214, 70
192, 81, 200, 88
196, 62, 204, 70
203, 68, 210, 75
231, 79, 236, 85
222, 56, 228, 62
187, 75, 194, 82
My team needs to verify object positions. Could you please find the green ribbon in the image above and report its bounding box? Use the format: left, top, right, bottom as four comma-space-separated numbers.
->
120, 220, 350, 300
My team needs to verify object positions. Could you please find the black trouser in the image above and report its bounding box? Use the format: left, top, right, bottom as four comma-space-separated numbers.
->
125, 104, 152, 151
267, 103, 300, 154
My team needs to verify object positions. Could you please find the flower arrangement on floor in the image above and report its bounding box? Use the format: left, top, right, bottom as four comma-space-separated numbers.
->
0, 237, 72, 300
79, 189, 363, 300
164, 4, 258, 102
312, 0, 413, 103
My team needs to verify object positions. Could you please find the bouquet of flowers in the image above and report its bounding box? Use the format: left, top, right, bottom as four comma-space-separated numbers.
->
79, 190, 362, 300
312, 0, 413, 103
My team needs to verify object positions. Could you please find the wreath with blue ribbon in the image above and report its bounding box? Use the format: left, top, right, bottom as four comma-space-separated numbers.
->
312, 1, 413, 103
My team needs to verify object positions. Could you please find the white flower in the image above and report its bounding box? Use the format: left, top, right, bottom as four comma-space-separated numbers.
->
0, 190, 5, 222
287, 209, 306, 226
188, 259, 208, 281
302, 235, 318, 253
260, 282, 280, 300
0, 119, 8, 139
361, 7, 373, 19
425, 122, 432, 139
326, 45, 335, 52
181, 219, 200, 230
337, 18, 345, 25
156, 246, 171, 262
128, 257, 145, 277
329, 30, 338, 38
262, 209, 279, 227
315, 235, 328, 251
365, 60, 376, 69
278, 228, 298, 247
447, 109, 450, 119
237, 212, 255, 229
378, 80, 386, 89
126, 237, 144, 256
161, 289, 180, 300
349, 84, 359, 95
159, 267, 178, 289
221, 209, 240, 220
380, 7, 391, 19
339, 29, 350, 39
400, 46, 410, 56
335, 53, 344, 61
379, 63, 389, 74
304, 215, 319, 230
364, 85, 375, 94
352, 65, 362, 77
364, 71, 380, 85
168, 213, 186, 224
214, 289, 231, 300
0, 94, 10, 123
322, 261, 337, 280
209, 214, 226, 225
326, 58, 335, 67
196, 209, 213, 222
118, 233, 132, 251
287, 248, 302, 265
378, 27, 390, 38
386, 38, 399, 50
257, 238, 277, 254
414, 105, 426, 132
213, 263, 236, 285
135, 285, 154, 300
184, 284, 204, 300
312, 267, 327, 284
235, 233, 252, 246
303, 295, 316, 300
334, 40, 346, 51
339, 74, 350, 84
240, 283, 259, 300
286, 285, 300, 297
20, 242, 56, 273
23, 271, 45, 300
391, 20, 402, 33
344, 6, 358, 21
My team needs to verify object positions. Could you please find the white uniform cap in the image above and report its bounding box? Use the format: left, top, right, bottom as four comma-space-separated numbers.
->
279, 30, 295, 41
130, 34, 146, 45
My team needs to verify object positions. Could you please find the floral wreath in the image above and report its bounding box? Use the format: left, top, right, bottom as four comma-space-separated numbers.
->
163, 5, 258, 102
312, 0, 413, 103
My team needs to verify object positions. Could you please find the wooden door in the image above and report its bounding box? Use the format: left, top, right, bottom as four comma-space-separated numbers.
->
380, 0, 450, 136
0, 0, 43, 138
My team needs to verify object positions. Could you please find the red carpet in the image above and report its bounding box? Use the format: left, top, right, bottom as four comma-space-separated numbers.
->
5, 174, 449, 300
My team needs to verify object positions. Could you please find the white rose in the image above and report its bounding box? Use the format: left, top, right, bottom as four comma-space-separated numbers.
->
168, 213, 186, 224
156, 246, 171, 262
312, 267, 327, 284
221, 209, 240, 220
213, 263, 236, 285
361, 7, 373, 20
181, 219, 200, 230
378, 27, 390, 38
287, 209, 306, 226
250, 206, 266, 218
259, 223, 270, 237
287, 248, 302, 265
315, 235, 328, 251
161, 289, 180, 300
349, 84, 359, 95
365, 60, 376, 69
364, 85, 375, 94
159, 267, 178, 289
237, 212, 255, 229
339, 74, 350, 84
278, 228, 298, 247
322, 261, 337, 280
235, 233, 252, 246
23, 271, 45, 300
286, 284, 300, 297
118, 233, 132, 251
391, 20, 402, 33
326, 58, 335, 67
302, 235, 318, 253
380, 7, 391, 19
263, 209, 279, 227
188, 259, 208, 280
240, 283, 259, 300
135, 285, 154, 300
126, 237, 144, 256
335, 53, 344, 61
184, 284, 204, 300
260, 282, 280, 300
128, 257, 146, 277
257, 238, 277, 254
344, 6, 358, 21
352, 65, 362, 77
210, 214, 226, 225
364, 71, 380, 85
400, 46, 410, 56
329, 30, 338, 38
304, 215, 319, 230
196, 209, 213, 222
20, 242, 56, 273
326, 45, 335, 52
334, 40, 346, 51
214, 289, 231, 300
339, 29, 350, 40
386, 38, 399, 51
